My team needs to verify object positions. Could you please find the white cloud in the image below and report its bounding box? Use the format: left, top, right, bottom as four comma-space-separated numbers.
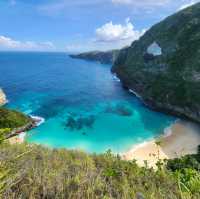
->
95, 18, 145, 43
0, 36, 55, 51
178, 0, 199, 10
111, 0, 171, 7
65, 18, 146, 52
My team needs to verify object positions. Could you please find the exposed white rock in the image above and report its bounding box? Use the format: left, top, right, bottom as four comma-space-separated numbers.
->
147, 42, 162, 56
0, 88, 7, 106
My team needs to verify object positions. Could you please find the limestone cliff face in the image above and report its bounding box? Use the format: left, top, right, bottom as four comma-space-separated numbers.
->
0, 88, 6, 106
112, 3, 200, 123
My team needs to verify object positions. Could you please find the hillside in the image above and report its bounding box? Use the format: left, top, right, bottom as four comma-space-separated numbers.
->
0, 107, 33, 142
112, 3, 200, 123
70, 50, 120, 64
0, 108, 32, 130
0, 142, 200, 198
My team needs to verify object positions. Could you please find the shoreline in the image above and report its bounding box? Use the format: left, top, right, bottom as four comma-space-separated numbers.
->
122, 120, 200, 168
8, 116, 200, 168
8, 115, 45, 145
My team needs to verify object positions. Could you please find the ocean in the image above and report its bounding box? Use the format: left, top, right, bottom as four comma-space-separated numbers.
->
0, 52, 175, 154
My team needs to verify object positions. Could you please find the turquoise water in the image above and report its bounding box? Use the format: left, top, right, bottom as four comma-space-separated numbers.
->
0, 52, 175, 154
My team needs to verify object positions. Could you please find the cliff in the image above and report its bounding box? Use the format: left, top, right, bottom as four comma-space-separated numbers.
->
0, 108, 33, 130
0, 88, 35, 139
0, 88, 7, 106
70, 49, 120, 64
112, 3, 200, 123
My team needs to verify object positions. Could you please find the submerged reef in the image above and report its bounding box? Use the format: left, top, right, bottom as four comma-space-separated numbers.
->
66, 114, 95, 131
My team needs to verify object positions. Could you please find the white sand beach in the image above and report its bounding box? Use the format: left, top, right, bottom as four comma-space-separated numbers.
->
9, 119, 200, 169
122, 121, 200, 168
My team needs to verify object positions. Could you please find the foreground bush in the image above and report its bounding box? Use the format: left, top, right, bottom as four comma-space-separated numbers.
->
1, 142, 200, 199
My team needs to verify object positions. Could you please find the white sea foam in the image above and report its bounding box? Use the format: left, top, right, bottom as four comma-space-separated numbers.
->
16, 116, 45, 142
128, 89, 142, 99
123, 120, 180, 156
30, 115, 45, 126
112, 74, 120, 82
163, 126, 172, 137
163, 119, 180, 138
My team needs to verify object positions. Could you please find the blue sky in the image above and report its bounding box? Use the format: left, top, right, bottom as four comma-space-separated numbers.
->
0, 0, 199, 52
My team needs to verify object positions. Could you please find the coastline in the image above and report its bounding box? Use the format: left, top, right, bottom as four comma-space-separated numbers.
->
8, 115, 45, 145
122, 120, 200, 168
9, 117, 200, 168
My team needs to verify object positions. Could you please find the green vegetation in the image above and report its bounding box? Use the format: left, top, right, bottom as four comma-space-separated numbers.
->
167, 151, 200, 197
0, 141, 199, 198
0, 107, 199, 198
112, 3, 200, 123
0, 107, 31, 130
0, 107, 32, 141
0, 128, 11, 143
1, 4, 200, 197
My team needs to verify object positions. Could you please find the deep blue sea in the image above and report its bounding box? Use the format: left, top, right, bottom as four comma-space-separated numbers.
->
0, 52, 175, 154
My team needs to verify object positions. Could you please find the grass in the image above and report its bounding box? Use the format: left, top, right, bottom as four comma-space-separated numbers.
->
0, 142, 200, 199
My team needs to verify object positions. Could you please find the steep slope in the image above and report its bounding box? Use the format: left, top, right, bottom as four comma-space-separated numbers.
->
0, 88, 34, 139
112, 3, 200, 123
0, 107, 32, 130
70, 49, 120, 64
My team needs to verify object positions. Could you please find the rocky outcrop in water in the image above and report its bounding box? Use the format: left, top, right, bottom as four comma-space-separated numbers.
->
70, 49, 120, 64
112, 3, 200, 123
0, 88, 7, 106
65, 114, 95, 131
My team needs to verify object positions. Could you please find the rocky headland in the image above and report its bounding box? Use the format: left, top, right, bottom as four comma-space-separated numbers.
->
70, 3, 200, 124
0, 88, 42, 141
70, 49, 120, 64
0, 88, 7, 106
112, 3, 200, 123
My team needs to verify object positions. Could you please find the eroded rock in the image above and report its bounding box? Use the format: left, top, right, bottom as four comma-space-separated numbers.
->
0, 88, 7, 106
147, 42, 162, 56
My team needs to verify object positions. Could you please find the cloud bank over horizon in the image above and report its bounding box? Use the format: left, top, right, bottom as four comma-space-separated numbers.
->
0, 36, 55, 51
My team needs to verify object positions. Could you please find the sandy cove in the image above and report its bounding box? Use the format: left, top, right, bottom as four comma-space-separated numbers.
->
9, 120, 200, 168
122, 121, 200, 168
